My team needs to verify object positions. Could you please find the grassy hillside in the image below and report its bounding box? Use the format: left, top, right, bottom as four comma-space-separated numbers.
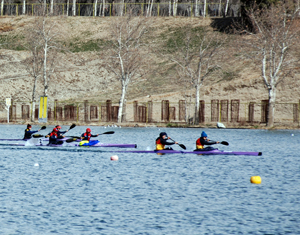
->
0, 15, 299, 106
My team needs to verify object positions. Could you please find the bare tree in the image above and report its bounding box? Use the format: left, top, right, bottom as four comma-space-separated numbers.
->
165, 26, 226, 124
23, 46, 43, 122
100, 14, 152, 123
20, 11, 64, 121
238, 2, 300, 127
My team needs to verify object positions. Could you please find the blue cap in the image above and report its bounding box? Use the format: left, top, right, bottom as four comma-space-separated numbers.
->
201, 131, 207, 137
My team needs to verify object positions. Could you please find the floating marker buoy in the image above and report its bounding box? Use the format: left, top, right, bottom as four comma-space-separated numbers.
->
34, 163, 39, 167
111, 155, 119, 161
291, 134, 294, 136
250, 176, 261, 184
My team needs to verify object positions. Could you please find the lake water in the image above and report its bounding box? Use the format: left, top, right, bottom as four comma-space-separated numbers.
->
0, 124, 299, 234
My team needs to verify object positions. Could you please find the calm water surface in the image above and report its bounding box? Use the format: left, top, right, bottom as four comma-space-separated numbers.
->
0, 125, 299, 234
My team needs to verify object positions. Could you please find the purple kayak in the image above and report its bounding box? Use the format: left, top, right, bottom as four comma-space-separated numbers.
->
105, 149, 262, 156
2, 142, 137, 148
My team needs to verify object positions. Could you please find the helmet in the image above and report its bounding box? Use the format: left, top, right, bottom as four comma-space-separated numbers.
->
53, 128, 59, 132
56, 125, 61, 129
201, 131, 208, 137
86, 128, 91, 132
27, 124, 32, 128
160, 132, 167, 138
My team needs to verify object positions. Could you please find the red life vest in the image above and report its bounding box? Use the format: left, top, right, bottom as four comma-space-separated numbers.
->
50, 132, 58, 138
83, 132, 92, 141
156, 137, 165, 150
196, 138, 204, 149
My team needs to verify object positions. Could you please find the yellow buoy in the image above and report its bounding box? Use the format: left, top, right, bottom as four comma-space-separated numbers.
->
250, 176, 262, 184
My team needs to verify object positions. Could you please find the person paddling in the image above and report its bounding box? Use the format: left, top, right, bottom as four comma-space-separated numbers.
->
81, 128, 99, 141
48, 127, 65, 145
195, 131, 219, 151
56, 125, 68, 139
156, 132, 178, 150
23, 124, 41, 140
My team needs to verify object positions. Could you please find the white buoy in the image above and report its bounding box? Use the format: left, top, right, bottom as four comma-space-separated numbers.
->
34, 163, 39, 167
291, 134, 294, 136
111, 155, 119, 161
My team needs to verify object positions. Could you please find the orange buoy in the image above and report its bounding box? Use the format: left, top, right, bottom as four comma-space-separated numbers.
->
250, 176, 261, 184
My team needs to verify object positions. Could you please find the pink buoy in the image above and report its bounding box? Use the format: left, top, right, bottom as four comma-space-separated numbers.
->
111, 155, 119, 161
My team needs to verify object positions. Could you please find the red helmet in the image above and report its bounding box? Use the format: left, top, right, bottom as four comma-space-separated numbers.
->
86, 128, 91, 132
53, 128, 59, 132
56, 125, 61, 129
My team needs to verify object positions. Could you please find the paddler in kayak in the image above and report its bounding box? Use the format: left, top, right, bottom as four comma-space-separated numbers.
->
156, 132, 178, 150
23, 124, 42, 140
56, 125, 69, 139
45, 125, 68, 138
48, 127, 65, 145
195, 131, 219, 151
79, 128, 100, 146
80, 128, 99, 141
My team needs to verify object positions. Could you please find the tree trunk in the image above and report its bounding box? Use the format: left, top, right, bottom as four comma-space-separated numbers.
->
72, 0, 76, 16
67, 0, 69, 16
118, 79, 128, 123
173, 0, 177, 16
50, 0, 53, 14
94, 0, 98, 16
1, 0, 4, 16
267, 87, 276, 127
203, 0, 206, 17
224, 0, 229, 17
43, 43, 48, 97
169, 0, 172, 16
149, 0, 153, 17
102, 0, 105, 16
195, 0, 198, 17
146, 0, 151, 17
31, 101, 35, 122
22, 0, 26, 14
219, 0, 222, 17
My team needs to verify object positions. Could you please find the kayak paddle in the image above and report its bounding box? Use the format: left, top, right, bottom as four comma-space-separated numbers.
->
220, 141, 229, 146
169, 138, 186, 150
66, 131, 115, 143
66, 123, 76, 132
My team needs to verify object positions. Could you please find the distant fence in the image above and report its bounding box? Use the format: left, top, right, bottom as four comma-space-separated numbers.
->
1, 99, 299, 127
0, 2, 241, 18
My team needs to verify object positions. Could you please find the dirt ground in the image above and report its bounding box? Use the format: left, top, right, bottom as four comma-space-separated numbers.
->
0, 16, 299, 129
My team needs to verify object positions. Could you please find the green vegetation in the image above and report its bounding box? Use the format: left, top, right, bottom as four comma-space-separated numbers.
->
67, 38, 111, 53
0, 35, 26, 51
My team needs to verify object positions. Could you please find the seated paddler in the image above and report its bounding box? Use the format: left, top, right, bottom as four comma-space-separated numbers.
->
48, 127, 64, 145
23, 124, 41, 140
155, 132, 178, 150
79, 128, 100, 146
195, 131, 219, 151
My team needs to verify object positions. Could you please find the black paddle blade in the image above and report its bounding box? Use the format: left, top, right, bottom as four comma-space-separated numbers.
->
178, 144, 186, 150
66, 138, 78, 143
41, 126, 47, 130
69, 124, 76, 130
101, 131, 115, 135
221, 141, 229, 146
33, 134, 44, 138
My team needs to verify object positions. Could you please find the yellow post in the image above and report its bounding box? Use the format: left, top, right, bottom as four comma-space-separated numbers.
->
39, 96, 48, 122
16, 4, 18, 16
